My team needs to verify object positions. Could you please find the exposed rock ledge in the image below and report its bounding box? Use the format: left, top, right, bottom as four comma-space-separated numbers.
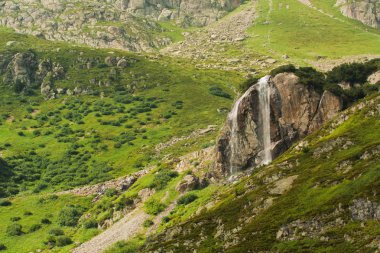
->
214, 73, 343, 177
336, 0, 380, 29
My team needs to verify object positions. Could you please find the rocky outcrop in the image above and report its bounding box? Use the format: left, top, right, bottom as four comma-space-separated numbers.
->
368, 70, 380, 84
176, 175, 199, 193
3, 52, 38, 91
336, 0, 380, 29
0, 0, 242, 52
2, 51, 65, 98
215, 73, 343, 176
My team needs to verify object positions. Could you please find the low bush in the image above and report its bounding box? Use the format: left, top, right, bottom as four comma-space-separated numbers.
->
295, 67, 325, 93
82, 219, 98, 229
58, 205, 83, 227
6, 223, 23, 236
239, 76, 259, 92
56, 236, 73, 247
0, 200, 11, 206
29, 224, 42, 232
150, 169, 178, 190
327, 62, 378, 84
162, 216, 171, 223
10, 217, 21, 222
209, 86, 232, 99
270, 64, 297, 76
41, 218, 52, 224
177, 193, 198, 205
144, 199, 166, 215
0, 244, 6, 251
48, 228, 64, 236
143, 219, 154, 228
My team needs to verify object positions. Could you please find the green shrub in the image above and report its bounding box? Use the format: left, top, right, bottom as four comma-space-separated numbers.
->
105, 188, 118, 197
162, 216, 171, 223
149, 170, 178, 190
10, 217, 21, 222
48, 228, 64, 236
0, 200, 11, 206
209, 86, 232, 99
0, 244, 6, 251
327, 62, 377, 84
143, 219, 154, 228
29, 224, 42, 232
56, 236, 73, 247
239, 76, 259, 92
323, 83, 344, 97
58, 206, 83, 227
6, 223, 23, 236
82, 219, 98, 229
104, 239, 143, 253
24, 211, 33, 216
270, 64, 296, 76
41, 218, 52, 224
144, 199, 166, 215
295, 67, 325, 93
177, 193, 198, 205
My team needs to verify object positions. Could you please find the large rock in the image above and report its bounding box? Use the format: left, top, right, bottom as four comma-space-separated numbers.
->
176, 175, 199, 193
214, 73, 343, 177
3, 52, 38, 91
336, 0, 380, 29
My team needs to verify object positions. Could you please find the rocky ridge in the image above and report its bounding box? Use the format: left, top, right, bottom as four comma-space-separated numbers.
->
0, 0, 242, 52
215, 73, 343, 177
336, 0, 380, 28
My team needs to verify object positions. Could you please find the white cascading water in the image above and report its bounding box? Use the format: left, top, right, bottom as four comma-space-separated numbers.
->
228, 75, 272, 174
258, 75, 272, 165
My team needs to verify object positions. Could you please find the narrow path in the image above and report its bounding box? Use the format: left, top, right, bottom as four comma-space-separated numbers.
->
72, 207, 149, 253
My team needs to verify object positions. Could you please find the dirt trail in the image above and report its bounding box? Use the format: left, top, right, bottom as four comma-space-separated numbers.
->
72, 207, 149, 253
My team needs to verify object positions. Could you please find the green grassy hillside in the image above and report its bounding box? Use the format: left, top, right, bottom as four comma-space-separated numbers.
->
218, 0, 380, 67
0, 28, 243, 252
142, 94, 380, 252
247, 0, 380, 61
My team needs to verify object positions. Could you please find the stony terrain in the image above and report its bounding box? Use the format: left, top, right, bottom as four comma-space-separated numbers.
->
161, 0, 262, 72
0, 0, 242, 51
336, 0, 380, 28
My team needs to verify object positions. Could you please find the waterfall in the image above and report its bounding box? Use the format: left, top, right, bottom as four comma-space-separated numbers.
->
228, 75, 272, 174
258, 75, 272, 165
228, 85, 254, 175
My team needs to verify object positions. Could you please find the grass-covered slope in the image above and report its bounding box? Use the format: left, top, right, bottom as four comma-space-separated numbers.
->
142, 93, 380, 252
0, 27, 243, 252
246, 0, 380, 62
0, 27, 243, 195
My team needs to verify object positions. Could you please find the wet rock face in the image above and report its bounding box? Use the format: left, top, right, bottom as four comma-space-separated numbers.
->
215, 73, 343, 177
0, 0, 242, 52
336, 0, 380, 29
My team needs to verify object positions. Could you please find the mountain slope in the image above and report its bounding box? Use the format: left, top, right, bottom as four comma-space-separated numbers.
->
142, 94, 380, 252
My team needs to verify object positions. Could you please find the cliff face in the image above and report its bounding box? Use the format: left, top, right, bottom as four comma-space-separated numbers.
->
215, 73, 343, 177
336, 0, 380, 28
0, 0, 242, 51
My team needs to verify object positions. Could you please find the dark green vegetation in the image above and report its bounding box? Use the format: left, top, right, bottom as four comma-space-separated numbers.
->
142, 93, 380, 252
270, 60, 380, 107
0, 27, 243, 252
0, 27, 242, 198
